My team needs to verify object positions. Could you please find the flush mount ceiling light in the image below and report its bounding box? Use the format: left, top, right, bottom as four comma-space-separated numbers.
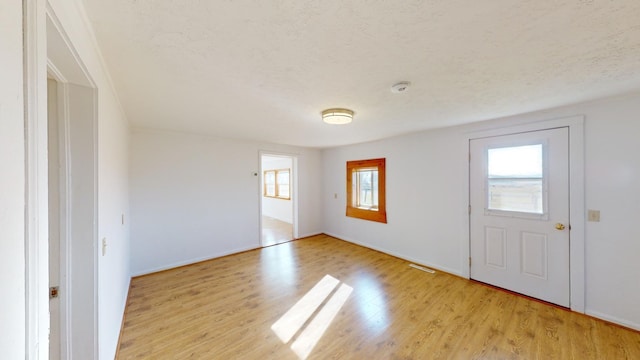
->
322, 108, 354, 125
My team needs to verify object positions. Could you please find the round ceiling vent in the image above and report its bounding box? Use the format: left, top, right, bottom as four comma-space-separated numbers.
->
391, 81, 411, 93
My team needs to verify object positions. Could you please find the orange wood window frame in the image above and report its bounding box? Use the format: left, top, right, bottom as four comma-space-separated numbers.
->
346, 158, 387, 223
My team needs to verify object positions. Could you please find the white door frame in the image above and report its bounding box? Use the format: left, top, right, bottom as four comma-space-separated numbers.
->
259, 151, 299, 245
462, 115, 585, 312
24, 0, 51, 357
46, 75, 66, 360
24, 1, 100, 358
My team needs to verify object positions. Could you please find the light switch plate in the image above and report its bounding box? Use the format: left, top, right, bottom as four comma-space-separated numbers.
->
588, 209, 600, 222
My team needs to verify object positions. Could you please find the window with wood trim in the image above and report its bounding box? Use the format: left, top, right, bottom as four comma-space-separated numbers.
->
346, 158, 386, 223
264, 169, 290, 200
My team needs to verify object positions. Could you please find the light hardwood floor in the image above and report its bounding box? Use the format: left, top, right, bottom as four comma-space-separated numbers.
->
117, 234, 640, 359
261, 216, 293, 247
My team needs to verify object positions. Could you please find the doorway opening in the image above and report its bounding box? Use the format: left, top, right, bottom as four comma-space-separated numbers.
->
260, 154, 297, 246
46, 14, 99, 360
47, 76, 63, 360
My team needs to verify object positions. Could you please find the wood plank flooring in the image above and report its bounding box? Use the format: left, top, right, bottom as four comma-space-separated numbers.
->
117, 234, 640, 359
261, 216, 293, 247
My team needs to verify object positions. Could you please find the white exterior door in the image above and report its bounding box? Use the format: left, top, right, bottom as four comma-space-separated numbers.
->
470, 127, 570, 307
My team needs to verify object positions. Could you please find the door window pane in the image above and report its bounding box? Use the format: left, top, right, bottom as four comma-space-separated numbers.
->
487, 144, 544, 214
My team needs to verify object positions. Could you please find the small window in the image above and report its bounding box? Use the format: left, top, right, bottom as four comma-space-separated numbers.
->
264, 169, 290, 200
346, 158, 386, 223
486, 144, 546, 215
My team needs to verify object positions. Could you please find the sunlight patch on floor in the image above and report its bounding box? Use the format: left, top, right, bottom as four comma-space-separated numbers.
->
291, 283, 353, 359
271, 274, 353, 359
271, 275, 340, 343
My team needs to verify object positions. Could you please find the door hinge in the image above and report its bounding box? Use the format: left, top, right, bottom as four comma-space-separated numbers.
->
50, 286, 59, 299
468, 205, 471, 214
469, 257, 472, 266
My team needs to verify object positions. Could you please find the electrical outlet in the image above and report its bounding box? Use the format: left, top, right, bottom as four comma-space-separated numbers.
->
102, 237, 107, 256
588, 209, 600, 222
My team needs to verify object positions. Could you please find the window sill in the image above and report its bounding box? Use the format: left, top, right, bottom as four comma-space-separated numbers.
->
346, 207, 387, 223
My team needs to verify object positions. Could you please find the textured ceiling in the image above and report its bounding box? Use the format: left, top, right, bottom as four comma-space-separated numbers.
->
81, 0, 640, 148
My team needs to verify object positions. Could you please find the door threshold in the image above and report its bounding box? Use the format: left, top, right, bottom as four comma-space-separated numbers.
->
470, 279, 570, 311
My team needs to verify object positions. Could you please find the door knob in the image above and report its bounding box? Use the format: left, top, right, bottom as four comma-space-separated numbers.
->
555, 223, 566, 230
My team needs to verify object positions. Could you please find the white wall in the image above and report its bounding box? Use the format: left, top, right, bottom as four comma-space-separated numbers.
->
262, 156, 294, 223
46, 1, 131, 358
323, 126, 467, 275
130, 129, 323, 275
0, 1, 26, 357
97, 84, 130, 360
322, 91, 640, 331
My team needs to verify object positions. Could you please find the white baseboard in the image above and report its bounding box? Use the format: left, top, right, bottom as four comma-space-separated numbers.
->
131, 235, 325, 277
296, 232, 323, 239
586, 309, 640, 332
113, 275, 133, 359
325, 233, 640, 332
131, 245, 260, 277
323, 232, 464, 277
128, 233, 640, 333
